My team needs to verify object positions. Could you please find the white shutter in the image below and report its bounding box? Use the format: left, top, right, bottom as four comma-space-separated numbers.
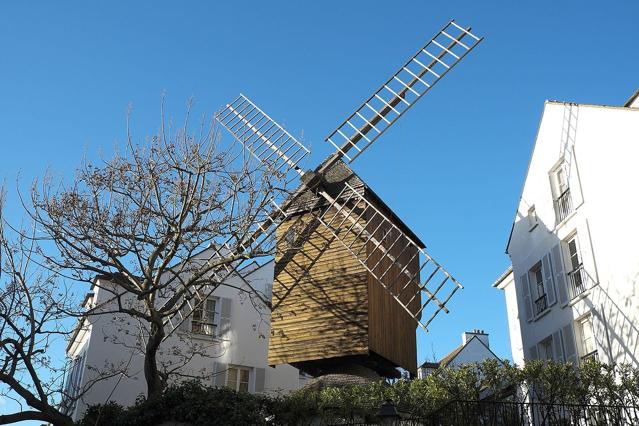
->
254, 367, 266, 393
528, 345, 538, 361
551, 244, 568, 305
542, 254, 556, 306
579, 224, 599, 286
219, 297, 232, 337
214, 362, 227, 387
552, 331, 563, 361
520, 273, 533, 321
568, 152, 584, 208
561, 324, 578, 364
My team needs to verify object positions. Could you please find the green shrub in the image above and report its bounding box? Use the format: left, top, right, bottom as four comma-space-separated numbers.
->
77, 360, 639, 425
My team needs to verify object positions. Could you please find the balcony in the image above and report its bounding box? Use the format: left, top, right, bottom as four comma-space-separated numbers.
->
534, 294, 548, 316
554, 188, 573, 223
581, 350, 599, 363
567, 265, 588, 300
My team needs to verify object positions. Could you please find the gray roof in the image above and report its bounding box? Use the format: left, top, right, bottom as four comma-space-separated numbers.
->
286, 159, 426, 248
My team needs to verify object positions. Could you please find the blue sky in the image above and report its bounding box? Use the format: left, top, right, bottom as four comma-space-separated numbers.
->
1, 0, 638, 419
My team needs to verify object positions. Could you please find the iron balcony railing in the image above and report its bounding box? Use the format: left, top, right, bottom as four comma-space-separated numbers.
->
535, 294, 548, 316
567, 264, 588, 299
581, 350, 599, 363
554, 188, 573, 223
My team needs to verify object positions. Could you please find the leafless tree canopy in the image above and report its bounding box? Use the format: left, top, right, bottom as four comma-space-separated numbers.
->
0, 101, 288, 420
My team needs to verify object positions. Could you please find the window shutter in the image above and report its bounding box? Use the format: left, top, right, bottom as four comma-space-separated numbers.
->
567, 152, 584, 208
219, 298, 232, 337
561, 324, 578, 364
542, 254, 556, 306
520, 273, 533, 321
551, 244, 568, 305
213, 362, 227, 387
254, 367, 266, 393
552, 331, 563, 361
579, 225, 599, 286
528, 345, 538, 361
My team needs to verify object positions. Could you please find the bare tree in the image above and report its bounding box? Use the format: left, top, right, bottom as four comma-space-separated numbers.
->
0, 193, 133, 425
17, 101, 284, 400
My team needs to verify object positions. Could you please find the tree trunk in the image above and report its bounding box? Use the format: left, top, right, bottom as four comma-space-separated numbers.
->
144, 318, 166, 399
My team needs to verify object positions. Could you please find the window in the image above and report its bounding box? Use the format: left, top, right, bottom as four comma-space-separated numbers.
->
191, 297, 218, 336
539, 337, 554, 361
552, 165, 573, 222
565, 234, 586, 298
227, 366, 250, 392
527, 206, 538, 230
530, 263, 547, 315
578, 315, 597, 360
556, 168, 568, 193
61, 352, 86, 414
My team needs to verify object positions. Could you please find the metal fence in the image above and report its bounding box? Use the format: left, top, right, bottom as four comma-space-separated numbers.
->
423, 399, 639, 426
554, 188, 573, 223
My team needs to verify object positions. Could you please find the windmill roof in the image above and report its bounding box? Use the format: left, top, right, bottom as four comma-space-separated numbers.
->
287, 159, 426, 248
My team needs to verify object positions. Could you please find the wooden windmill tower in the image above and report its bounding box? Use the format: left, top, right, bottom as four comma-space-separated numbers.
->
163, 20, 482, 379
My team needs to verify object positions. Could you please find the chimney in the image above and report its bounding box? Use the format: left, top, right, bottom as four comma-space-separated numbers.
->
462, 329, 489, 347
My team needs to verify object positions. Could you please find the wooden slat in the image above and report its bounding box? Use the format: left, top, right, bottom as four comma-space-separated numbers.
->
268, 211, 370, 366
365, 195, 419, 375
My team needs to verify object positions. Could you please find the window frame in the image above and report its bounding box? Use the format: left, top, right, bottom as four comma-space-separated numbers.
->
562, 232, 589, 300
191, 296, 220, 336
549, 161, 574, 224
226, 365, 251, 392
538, 337, 554, 361
529, 262, 550, 316
578, 315, 596, 358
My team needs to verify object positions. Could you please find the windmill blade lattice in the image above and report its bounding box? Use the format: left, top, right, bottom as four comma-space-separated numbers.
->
325, 20, 482, 164
216, 94, 309, 183
160, 193, 291, 339
163, 96, 310, 339
315, 182, 463, 331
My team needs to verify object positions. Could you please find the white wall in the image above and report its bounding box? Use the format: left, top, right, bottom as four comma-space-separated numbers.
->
495, 272, 525, 365
417, 334, 502, 378
446, 337, 498, 367
504, 99, 639, 367
66, 260, 300, 420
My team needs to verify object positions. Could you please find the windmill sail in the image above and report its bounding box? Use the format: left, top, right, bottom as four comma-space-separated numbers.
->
160, 195, 289, 339
325, 20, 482, 164
216, 94, 309, 182
164, 19, 481, 340
315, 182, 462, 330
160, 98, 310, 339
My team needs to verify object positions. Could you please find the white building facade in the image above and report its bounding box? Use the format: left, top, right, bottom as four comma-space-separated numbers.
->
495, 90, 639, 368
63, 259, 301, 421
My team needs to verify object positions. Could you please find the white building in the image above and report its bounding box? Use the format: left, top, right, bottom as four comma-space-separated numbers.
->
494, 89, 639, 367
417, 330, 503, 378
63, 259, 301, 421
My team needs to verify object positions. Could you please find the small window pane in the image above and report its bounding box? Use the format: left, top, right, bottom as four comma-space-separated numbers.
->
239, 369, 250, 392
227, 368, 238, 390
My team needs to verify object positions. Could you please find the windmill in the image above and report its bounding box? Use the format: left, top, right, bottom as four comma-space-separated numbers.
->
164, 20, 482, 379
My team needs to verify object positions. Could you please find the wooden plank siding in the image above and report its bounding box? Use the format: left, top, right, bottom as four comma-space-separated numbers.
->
268, 209, 370, 366
365, 194, 420, 375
